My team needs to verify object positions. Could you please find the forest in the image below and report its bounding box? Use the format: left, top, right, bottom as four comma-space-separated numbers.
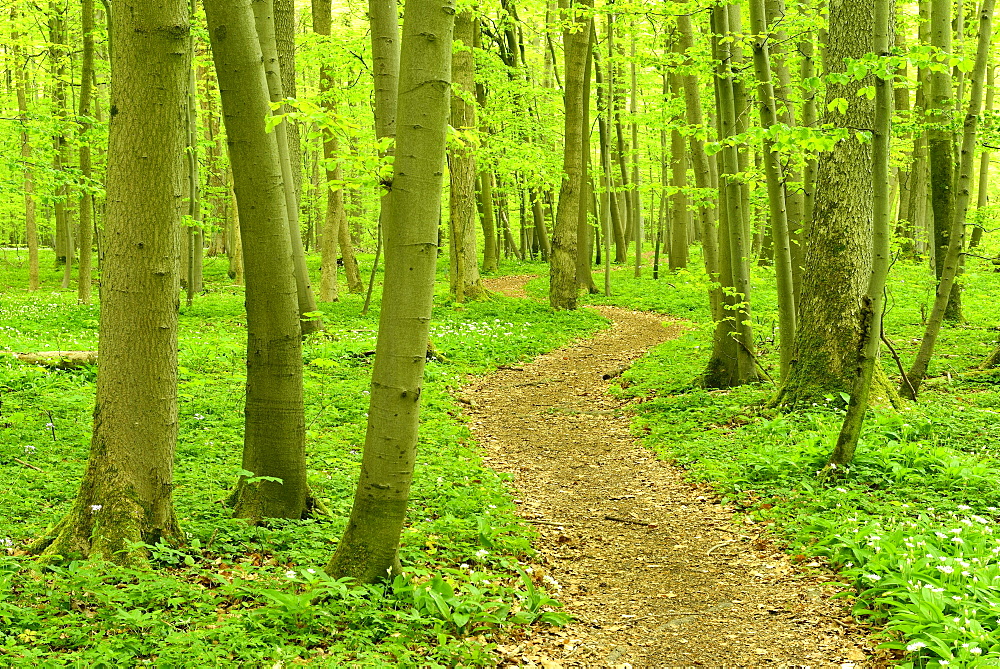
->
2, 0, 1000, 665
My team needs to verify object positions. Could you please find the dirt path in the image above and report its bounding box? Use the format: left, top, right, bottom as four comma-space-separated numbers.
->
464, 276, 879, 667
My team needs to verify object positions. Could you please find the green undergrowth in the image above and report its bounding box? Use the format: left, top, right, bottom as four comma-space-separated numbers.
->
592, 253, 1000, 667
0, 250, 604, 666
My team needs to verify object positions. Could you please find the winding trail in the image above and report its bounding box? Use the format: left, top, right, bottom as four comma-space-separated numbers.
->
464, 276, 880, 667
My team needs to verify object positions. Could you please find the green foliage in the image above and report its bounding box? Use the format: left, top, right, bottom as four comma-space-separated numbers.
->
615, 255, 1000, 666
0, 251, 603, 665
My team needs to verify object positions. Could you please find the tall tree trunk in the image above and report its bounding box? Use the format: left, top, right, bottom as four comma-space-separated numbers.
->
326, 0, 455, 583
206, 0, 309, 521
448, 11, 483, 301
668, 71, 689, 271
630, 27, 642, 277
12, 8, 39, 292
929, 0, 961, 320
748, 0, 795, 381
903, 0, 994, 398
677, 10, 720, 318
472, 22, 499, 273
320, 136, 342, 303
77, 0, 95, 304
31, 0, 188, 566
254, 0, 323, 333
549, 0, 590, 309
273, 0, 301, 202
827, 0, 892, 468
775, 0, 888, 406
970, 63, 994, 249
797, 19, 819, 305
703, 4, 758, 388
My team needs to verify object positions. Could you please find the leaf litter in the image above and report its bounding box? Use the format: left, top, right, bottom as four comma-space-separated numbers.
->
462, 275, 887, 668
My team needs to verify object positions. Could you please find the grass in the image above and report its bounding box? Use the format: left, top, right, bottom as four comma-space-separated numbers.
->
0, 248, 605, 667
4, 240, 1000, 666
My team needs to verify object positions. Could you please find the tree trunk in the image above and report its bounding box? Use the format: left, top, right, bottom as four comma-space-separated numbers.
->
677, 10, 720, 318
31, 0, 188, 566
748, 0, 795, 381
775, 0, 892, 407
273, 0, 301, 202
448, 12, 483, 301
903, 0, 994, 398
326, 0, 455, 583
929, 0, 962, 320
703, 3, 758, 389
827, 0, 892, 468
668, 71, 689, 271
549, 0, 590, 309
970, 62, 994, 249
77, 0, 95, 304
12, 9, 40, 292
206, 0, 309, 521
254, 0, 323, 333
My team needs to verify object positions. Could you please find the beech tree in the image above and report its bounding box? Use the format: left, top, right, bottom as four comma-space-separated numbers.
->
31, 0, 189, 565
205, 0, 311, 521
326, 0, 455, 583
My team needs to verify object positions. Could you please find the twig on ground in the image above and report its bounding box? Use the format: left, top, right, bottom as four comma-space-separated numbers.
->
604, 514, 653, 527
14, 458, 42, 472
707, 539, 739, 555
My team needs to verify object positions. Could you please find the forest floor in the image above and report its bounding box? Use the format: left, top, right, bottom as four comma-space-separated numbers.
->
465, 275, 884, 668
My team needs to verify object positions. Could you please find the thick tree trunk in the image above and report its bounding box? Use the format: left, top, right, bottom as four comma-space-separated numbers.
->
206, 0, 309, 521
31, 0, 188, 566
827, 0, 892, 468
326, 0, 455, 583
549, 0, 590, 309
776, 0, 894, 407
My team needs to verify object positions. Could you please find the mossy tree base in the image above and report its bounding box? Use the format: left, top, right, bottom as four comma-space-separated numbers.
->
771, 362, 901, 410
30, 481, 181, 568
227, 478, 331, 524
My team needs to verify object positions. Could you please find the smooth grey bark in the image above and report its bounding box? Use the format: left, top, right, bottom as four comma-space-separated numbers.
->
77, 0, 94, 304
206, 0, 309, 521
928, 0, 961, 320
254, 0, 322, 334
326, 0, 455, 583
748, 0, 795, 381
903, 0, 995, 398
970, 62, 994, 249
11, 9, 39, 292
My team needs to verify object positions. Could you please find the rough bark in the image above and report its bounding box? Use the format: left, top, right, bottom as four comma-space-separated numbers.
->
775, 0, 888, 407
827, 0, 892, 468
326, 0, 455, 583
206, 0, 309, 521
31, 0, 188, 566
